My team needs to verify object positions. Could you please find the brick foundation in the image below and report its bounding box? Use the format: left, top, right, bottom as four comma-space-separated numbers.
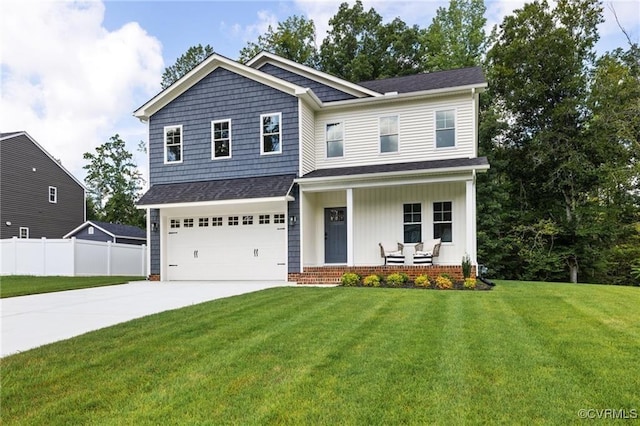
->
289, 265, 474, 285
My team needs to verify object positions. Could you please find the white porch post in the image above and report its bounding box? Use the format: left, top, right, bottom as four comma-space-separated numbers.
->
465, 175, 477, 264
346, 187, 354, 266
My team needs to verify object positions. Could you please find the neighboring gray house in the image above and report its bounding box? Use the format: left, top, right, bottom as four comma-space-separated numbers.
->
0, 131, 86, 239
64, 220, 146, 246
135, 52, 488, 283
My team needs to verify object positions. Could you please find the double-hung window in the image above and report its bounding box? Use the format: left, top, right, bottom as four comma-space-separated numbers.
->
164, 125, 183, 163
326, 122, 344, 158
212, 120, 231, 159
403, 203, 422, 243
435, 110, 455, 148
433, 201, 453, 242
380, 116, 398, 153
261, 113, 282, 154
48, 186, 57, 203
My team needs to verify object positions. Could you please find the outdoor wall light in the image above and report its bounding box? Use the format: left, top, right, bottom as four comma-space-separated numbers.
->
289, 216, 297, 226
5, 221, 11, 226
151, 222, 158, 232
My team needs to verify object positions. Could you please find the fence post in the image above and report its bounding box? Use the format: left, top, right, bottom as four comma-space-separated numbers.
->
12, 236, 18, 275
71, 237, 77, 276
41, 237, 47, 275
107, 240, 112, 276
141, 244, 146, 277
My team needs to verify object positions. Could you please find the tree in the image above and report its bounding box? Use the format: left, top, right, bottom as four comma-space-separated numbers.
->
83, 135, 146, 228
421, 0, 487, 71
239, 16, 318, 66
161, 44, 214, 89
484, 0, 605, 283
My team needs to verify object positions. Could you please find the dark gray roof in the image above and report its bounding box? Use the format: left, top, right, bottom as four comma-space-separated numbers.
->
138, 174, 296, 206
301, 157, 489, 179
0, 131, 26, 140
90, 221, 146, 239
358, 67, 485, 94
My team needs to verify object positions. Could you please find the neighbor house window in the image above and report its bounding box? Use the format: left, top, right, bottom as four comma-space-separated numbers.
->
435, 110, 455, 148
164, 125, 183, 163
260, 113, 282, 154
19, 227, 29, 239
380, 116, 398, 153
403, 203, 422, 243
49, 186, 57, 203
212, 119, 231, 159
433, 201, 453, 242
326, 122, 344, 158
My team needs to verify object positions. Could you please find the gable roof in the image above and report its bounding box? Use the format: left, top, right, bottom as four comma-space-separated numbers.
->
64, 220, 146, 240
0, 131, 86, 190
358, 67, 486, 94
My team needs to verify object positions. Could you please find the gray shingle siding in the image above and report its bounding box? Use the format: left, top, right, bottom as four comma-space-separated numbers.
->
0, 134, 85, 239
150, 209, 160, 275
258, 63, 358, 102
287, 185, 300, 273
149, 67, 299, 186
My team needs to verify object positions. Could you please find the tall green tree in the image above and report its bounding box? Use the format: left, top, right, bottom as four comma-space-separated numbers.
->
421, 0, 487, 71
238, 15, 318, 66
83, 135, 146, 228
484, 0, 605, 283
161, 44, 214, 89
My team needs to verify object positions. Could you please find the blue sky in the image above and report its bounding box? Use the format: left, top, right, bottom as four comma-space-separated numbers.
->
1, 0, 638, 183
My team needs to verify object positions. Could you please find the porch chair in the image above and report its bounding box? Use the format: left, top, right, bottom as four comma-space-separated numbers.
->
379, 242, 405, 265
413, 239, 441, 265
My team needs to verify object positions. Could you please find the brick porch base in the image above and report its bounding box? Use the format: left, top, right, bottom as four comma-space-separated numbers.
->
289, 265, 473, 285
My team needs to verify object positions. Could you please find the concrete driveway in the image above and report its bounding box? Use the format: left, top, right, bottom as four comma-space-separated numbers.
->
1, 280, 289, 357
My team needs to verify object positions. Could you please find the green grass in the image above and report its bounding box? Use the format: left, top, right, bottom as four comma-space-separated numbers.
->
0, 275, 144, 298
1, 281, 639, 424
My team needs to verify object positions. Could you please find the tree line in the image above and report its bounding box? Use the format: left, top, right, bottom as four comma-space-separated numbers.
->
86, 0, 639, 284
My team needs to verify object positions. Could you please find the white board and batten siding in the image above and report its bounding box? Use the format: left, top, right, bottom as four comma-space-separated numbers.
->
314, 94, 476, 169
299, 99, 316, 176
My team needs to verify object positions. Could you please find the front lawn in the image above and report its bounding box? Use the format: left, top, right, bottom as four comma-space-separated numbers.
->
0, 275, 145, 298
1, 281, 638, 424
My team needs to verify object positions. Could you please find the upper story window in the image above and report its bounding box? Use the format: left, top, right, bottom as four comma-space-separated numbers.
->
403, 203, 422, 243
49, 186, 57, 203
433, 201, 453, 242
260, 113, 282, 155
380, 116, 399, 153
326, 122, 344, 158
212, 119, 231, 159
435, 110, 455, 148
164, 125, 183, 164
19, 227, 29, 239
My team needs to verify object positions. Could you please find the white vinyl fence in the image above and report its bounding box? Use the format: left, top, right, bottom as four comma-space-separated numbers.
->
1, 237, 147, 276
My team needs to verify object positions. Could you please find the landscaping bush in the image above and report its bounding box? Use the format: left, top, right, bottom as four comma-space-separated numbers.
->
435, 275, 453, 289
341, 273, 361, 287
462, 254, 472, 279
385, 273, 408, 288
363, 274, 382, 287
414, 274, 430, 287
464, 278, 476, 289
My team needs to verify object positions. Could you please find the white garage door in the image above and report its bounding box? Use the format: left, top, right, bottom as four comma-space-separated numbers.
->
166, 213, 287, 281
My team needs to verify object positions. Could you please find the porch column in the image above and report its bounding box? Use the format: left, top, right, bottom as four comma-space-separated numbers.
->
465, 176, 477, 264
346, 188, 354, 266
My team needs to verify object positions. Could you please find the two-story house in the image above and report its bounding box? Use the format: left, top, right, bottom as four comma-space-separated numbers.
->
0, 131, 86, 239
135, 52, 488, 283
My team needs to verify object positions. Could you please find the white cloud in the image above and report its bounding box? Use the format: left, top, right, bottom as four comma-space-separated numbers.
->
221, 9, 279, 47
0, 0, 163, 182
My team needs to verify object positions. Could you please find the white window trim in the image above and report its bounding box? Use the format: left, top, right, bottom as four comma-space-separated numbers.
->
19, 227, 29, 238
48, 186, 57, 203
379, 115, 400, 155
260, 112, 282, 155
325, 121, 344, 159
434, 109, 457, 149
164, 124, 183, 164
211, 119, 232, 160
433, 200, 454, 243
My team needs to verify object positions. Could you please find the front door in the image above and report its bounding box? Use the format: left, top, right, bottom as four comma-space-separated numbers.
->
324, 207, 347, 263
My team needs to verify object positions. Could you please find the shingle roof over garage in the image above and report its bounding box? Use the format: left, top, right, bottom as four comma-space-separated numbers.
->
357, 66, 485, 94
137, 174, 296, 206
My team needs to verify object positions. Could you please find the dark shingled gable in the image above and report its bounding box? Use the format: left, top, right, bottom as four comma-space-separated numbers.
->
358, 67, 485, 94
89, 221, 146, 239
301, 157, 489, 179
138, 174, 296, 206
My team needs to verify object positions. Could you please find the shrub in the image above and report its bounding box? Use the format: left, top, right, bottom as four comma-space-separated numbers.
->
341, 272, 360, 287
462, 254, 472, 279
435, 275, 453, 289
386, 272, 408, 288
464, 278, 476, 289
363, 274, 382, 287
414, 274, 430, 287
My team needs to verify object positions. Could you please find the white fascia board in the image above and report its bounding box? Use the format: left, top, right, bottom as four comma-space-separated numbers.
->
298, 173, 475, 193
247, 52, 382, 98
320, 83, 488, 111
133, 54, 306, 121
137, 195, 295, 210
